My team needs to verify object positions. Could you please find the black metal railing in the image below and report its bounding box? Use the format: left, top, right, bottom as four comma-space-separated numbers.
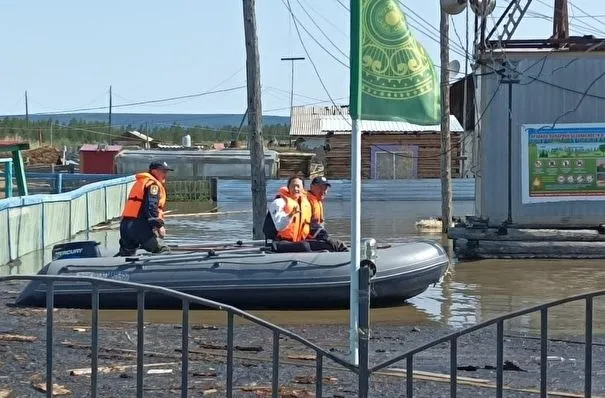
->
369, 290, 603, 398
0, 273, 362, 398
3, 267, 602, 397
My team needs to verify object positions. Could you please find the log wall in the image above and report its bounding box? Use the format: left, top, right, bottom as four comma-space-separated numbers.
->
325, 133, 463, 179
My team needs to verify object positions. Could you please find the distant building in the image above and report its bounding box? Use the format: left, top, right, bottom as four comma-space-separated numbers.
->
112, 130, 158, 149
288, 104, 466, 180
79, 144, 122, 174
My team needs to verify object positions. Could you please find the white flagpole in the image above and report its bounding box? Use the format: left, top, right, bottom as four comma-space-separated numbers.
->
349, 117, 362, 365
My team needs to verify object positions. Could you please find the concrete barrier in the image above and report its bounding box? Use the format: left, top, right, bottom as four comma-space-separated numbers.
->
0, 175, 135, 265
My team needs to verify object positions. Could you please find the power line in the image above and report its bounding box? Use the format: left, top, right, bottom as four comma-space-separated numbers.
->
4, 85, 247, 117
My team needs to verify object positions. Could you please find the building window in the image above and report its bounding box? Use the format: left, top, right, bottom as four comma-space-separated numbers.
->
370, 144, 418, 179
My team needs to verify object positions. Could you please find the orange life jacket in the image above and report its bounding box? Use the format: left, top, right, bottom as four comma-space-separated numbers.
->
306, 191, 324, 224
275, 186, 312, 242
121, 172, 166, 220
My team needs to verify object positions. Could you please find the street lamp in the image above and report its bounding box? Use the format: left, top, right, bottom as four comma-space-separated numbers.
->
281, 56, 305, 146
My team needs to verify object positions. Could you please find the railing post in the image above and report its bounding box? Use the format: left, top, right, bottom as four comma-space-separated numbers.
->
55, 173, 63, 194
103, 186, 108, 221
358, 259, 372, 398
585, 296, 593, 398
46, 282, 54, 398
5, 159, 13, 198
136, 290, 145, 398
226, 312, 234, 398
181, 299, 189, 398
85, 192, 90, 240
6, 208, 12, 262
91, 284, 100, 398
540, 308, 548, 398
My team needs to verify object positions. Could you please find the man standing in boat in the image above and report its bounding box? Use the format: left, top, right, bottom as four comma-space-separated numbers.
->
263, 175, 314, 252
306, 176, 349, 252
117, 161, 173, 256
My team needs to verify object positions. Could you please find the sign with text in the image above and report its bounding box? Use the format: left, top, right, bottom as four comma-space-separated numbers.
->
521, 123, 605, 203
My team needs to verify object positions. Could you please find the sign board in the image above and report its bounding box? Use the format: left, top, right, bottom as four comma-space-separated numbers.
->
521, 123, 605, 203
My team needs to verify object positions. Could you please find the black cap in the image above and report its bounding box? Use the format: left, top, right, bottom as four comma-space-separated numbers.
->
149, 161, 174, 171
311, 176, 331, 187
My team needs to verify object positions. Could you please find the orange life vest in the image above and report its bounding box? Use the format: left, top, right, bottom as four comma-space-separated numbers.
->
306, 191, 324, 224
275, 186, 312, 242
121, 172, 166, 220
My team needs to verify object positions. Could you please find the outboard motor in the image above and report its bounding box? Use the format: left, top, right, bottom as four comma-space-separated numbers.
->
51, 241, 102, 261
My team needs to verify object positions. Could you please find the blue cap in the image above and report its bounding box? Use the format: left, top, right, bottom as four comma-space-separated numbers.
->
311, 176, 331, 187
149, 161, 173, 171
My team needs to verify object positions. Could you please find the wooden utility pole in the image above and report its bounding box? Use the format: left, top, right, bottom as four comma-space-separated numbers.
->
25, 90, 29, 126
440, 6, 452, 234
553, 0, 569, 40
243, 0, 266, 240
108, 85, 113, 136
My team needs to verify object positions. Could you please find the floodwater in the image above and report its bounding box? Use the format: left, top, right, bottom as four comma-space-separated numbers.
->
4, 199, 605, 338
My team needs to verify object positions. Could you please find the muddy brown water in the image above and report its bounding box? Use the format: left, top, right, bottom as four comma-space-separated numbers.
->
3, 200, 605, 338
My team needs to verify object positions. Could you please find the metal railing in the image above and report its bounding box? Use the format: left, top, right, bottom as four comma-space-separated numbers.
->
0, 273, 366, 398
369, 289, 602, 398
2, 269, 602, 397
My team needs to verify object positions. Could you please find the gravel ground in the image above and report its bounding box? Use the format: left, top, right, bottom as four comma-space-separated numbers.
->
0, 280, 604, 397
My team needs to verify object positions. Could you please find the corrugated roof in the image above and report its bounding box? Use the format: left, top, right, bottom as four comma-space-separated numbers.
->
80, 144, 122, 152
289, 104, 464, 135
289, 105, 349, 136
123, 130, 154, 141
320, 114, 464, 133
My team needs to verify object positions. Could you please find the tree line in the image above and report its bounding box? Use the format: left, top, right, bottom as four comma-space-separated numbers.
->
0, 117, 291, 147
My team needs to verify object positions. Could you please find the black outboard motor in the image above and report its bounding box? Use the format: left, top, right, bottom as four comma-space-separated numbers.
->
51, 241, 102, 261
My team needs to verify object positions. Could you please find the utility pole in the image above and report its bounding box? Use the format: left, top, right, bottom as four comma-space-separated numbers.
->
243, 0, 266, 240
280, 56, 305, 139
109, 85, 113, 137
440, 7, 452, 233
553, 0, 569, 40
25, 90, 29, 126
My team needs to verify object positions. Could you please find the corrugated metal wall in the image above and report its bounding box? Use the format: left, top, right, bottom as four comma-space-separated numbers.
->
217, 178, 475, 202
478, 52, 605, 225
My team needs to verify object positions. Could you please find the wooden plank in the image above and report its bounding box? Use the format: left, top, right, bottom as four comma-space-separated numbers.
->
462, 240, 605, 255
449, 227, 605, 242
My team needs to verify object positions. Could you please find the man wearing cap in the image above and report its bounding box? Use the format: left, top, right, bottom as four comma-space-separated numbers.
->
306, 176, 349, 252
117, 161, 173, 256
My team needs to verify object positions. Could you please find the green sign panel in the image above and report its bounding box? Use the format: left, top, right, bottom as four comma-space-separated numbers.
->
522, 124, 605, 203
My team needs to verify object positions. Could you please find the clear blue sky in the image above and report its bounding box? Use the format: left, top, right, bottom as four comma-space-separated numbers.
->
0, 0, 602, 118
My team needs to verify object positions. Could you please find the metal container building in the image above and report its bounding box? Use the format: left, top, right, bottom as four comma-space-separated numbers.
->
475, 46, 605, 226
114, 149, 279, 179
79, 144, 122, 174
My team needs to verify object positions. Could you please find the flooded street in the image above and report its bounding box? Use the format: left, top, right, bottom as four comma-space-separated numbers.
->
3, 200, 605, 338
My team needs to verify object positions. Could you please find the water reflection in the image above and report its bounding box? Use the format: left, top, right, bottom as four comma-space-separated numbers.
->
3, 200, 605, 337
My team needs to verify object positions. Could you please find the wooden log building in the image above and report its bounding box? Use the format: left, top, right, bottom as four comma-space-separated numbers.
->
289, 105, 466, 179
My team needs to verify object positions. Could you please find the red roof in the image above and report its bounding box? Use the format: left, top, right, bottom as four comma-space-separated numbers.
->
80, 144, 122, 152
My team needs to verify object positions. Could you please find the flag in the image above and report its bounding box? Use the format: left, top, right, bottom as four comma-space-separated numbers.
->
349, 0, 441, 125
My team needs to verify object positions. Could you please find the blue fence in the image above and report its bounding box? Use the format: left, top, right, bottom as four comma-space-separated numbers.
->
0, 172, 130, 196
217, 178, 476, 202
0, 175, 135, 265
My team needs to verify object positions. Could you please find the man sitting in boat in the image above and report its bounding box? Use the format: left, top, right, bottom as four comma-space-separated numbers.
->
117, 161, 173, 256
263, 175, 314, 252
306, 176, 349, 252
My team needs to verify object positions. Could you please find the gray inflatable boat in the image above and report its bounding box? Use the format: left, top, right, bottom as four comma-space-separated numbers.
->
15, 238, 449, 310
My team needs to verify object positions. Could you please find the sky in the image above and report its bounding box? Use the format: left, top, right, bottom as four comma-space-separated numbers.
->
0, 0, 603, 118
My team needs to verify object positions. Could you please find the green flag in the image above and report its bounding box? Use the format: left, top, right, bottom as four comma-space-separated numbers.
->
349, 0, 441, 125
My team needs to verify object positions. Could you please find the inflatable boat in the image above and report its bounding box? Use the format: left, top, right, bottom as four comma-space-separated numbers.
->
15, 237, 449, 310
